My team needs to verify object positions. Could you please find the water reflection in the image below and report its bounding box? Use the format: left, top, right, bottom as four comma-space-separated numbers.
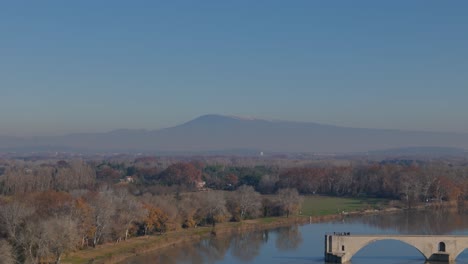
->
275, 226, 303, 251
347, 208, 468, 235
231, 231, 267, 261
199, 237, 231, 262
123, 209, 468, 264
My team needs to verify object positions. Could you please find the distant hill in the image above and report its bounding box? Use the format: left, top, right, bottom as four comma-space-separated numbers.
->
1, 114, 468, 154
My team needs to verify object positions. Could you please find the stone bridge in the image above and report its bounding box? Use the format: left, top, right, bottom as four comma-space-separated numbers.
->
324, 233, 468, 263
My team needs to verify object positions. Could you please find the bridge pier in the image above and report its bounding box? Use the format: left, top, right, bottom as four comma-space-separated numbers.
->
325, 252, 345, 263
429, 253, 451, 262
324, 234, 466, 263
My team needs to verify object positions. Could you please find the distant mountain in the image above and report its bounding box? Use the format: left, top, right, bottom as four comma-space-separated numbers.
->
1, 114, 468, 154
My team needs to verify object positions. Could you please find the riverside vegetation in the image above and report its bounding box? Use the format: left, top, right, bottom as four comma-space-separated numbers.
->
0, 156, 467, 263
64, 196, 387, 264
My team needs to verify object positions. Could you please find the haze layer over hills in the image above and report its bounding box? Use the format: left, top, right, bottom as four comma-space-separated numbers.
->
1, 115, 467, 154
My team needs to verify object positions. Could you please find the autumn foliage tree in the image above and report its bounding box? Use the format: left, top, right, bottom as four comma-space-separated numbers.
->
158, 163, 202, 187
71, 197, 94, 248
142, 204, 169, 235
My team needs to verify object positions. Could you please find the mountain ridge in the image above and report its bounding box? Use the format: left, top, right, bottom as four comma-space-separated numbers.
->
1, 114, 468, 154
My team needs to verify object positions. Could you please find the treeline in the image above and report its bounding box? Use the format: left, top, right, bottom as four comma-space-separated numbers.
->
0, 184, 300, 263
276, 163, 468, 207
0, 160, 95, 194
2, 158, 468, 203
115, 159, 468, 206
1, 157, 468, 263
2, 158, 468, 204
206, 162, 468, 206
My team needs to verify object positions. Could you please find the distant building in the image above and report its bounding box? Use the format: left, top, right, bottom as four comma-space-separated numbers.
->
196, 180, 206, 190
124, 176, 135, 183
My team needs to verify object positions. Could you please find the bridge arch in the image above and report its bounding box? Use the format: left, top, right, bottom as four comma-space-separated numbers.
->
345, 238, 432, 262
454, 248, 468, 260
326, 235, 468, 263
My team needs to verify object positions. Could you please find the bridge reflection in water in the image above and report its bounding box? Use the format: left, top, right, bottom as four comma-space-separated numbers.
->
324, 233, 468, 263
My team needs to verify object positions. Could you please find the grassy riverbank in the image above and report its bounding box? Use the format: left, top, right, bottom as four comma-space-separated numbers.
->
301, 196, 388, 216
62, 196, 390, 264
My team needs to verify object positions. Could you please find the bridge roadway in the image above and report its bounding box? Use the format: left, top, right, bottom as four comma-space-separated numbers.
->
324, 234, 468, 263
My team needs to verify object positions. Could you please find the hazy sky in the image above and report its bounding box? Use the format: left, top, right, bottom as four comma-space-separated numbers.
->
1, 1, 467, 136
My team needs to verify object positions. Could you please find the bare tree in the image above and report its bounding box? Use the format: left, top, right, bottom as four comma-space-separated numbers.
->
113, 188, 146, 241
0, 239, 15, 264
16, 218, 45, 264
277, 188, 302, 218
55, 160, 96, 191
234, 185, 261, 220
40, 216, 79, 264
178, 194, 199, 228
399, 173, 422, 208
87, 190, 117, 247
0, 200, 35, 242
197, 192, 229, 227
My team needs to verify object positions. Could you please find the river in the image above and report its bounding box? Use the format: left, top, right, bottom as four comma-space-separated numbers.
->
123, 208, 468, 264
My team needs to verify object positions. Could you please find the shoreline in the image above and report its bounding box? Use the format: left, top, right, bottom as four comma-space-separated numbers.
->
63, 201, 456, 264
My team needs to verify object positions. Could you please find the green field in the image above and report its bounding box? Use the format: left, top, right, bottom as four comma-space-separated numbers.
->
300, 196, 389, 216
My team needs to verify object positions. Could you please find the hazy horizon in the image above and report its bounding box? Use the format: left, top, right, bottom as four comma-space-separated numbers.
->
3, 114, 468, 138
2, 1, 468, 136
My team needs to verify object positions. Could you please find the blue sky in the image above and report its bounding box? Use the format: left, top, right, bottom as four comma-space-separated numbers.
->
1, 1, 467, 136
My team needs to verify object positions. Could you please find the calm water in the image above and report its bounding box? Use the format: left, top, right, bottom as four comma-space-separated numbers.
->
124, 209, 468, 264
